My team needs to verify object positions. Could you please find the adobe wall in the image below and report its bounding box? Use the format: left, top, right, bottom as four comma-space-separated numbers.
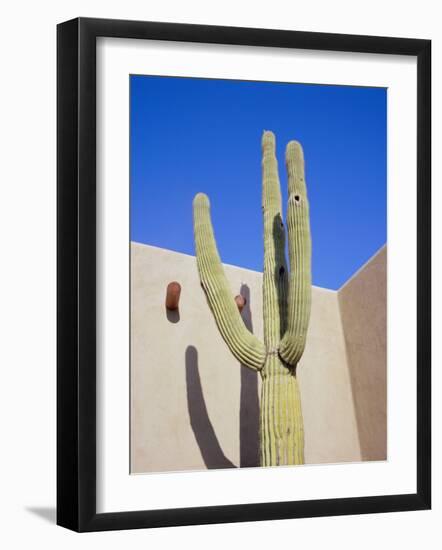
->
338, 246, 387, 461
130, 242, 385, 473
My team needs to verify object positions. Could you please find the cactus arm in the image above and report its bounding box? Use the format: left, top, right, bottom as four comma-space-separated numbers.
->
279, 140, 312, 367
261, 131, 289, 349
193, 192, 266, 371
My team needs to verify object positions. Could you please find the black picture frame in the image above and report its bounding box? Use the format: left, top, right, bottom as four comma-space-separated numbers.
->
57, 17, 431, 532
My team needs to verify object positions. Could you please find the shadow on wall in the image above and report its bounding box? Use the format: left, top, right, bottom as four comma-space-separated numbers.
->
185, 284, 260, 469
239, 283, 260, 468
166, 308, 180, 324
185, 346, 235, 469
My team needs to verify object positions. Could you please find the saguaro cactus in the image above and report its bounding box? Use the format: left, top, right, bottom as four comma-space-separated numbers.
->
193, 131, 311, 466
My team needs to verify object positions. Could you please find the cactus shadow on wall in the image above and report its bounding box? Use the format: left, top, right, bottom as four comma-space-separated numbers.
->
239, 284, 260, 468
185, 285, 260, 469
185, 346, 235, 469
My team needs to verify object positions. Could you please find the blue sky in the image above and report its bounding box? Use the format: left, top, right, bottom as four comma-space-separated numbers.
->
130, 75, 386, 290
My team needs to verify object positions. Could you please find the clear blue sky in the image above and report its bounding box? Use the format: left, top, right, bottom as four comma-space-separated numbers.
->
130, 75, 386, 290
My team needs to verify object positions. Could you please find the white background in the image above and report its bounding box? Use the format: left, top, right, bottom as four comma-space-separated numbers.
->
0, 0, 439, 548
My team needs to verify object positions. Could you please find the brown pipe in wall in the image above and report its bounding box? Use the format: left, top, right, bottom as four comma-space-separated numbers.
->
235, 294, 247, 313
165, 282, 181, 310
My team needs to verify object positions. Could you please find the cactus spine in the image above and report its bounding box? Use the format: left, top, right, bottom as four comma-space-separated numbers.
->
193, 131, 311, 466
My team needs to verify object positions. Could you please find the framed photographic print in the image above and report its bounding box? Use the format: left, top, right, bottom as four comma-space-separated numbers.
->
57, 17, 431, 532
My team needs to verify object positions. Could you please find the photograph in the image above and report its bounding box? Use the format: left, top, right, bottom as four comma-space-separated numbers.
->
0, 0, 434, 542
129, 75, 387, 473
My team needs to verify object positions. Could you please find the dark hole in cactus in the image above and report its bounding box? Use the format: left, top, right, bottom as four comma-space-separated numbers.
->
279, 266, 285, 277
294, 195, 300, 202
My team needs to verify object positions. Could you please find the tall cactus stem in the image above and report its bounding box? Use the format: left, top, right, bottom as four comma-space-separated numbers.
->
260, 131, 306, 467
261, 130, 288, 348
192, 131, 312, 467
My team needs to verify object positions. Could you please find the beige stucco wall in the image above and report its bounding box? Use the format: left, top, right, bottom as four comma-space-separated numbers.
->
338, 246, 387, 461
131, 242, 385, 473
